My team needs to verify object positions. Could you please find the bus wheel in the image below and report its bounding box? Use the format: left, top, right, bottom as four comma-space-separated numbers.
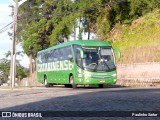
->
98, 84, 104, 88
70, 76, 77, 89
44, 78, 50, 88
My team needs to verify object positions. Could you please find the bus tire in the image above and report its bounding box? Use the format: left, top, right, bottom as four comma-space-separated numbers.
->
70, 76, 77, 89
64, 84, 72, 88
98, 84, 104, 88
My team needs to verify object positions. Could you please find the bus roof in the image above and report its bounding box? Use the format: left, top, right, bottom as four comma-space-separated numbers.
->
38, 40, 111, 54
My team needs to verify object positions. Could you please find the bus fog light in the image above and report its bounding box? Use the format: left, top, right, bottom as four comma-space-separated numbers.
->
86, 79, 90, 82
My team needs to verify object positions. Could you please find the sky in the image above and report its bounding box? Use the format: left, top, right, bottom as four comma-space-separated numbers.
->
0, 0, 29, 68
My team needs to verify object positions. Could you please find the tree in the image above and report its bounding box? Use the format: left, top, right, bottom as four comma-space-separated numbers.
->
0, 58, 28, 82
18, 0, 71, 57
18, 0, 160, 58
0, 50, 29, 83
130, 0, 160, 18
0, 58, 10, 82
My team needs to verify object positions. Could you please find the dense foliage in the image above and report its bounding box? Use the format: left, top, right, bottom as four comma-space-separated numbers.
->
0, 58, 29, 82
17, 0, 160, 58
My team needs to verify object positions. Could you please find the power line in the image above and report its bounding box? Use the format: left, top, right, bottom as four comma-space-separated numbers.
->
0, 27, 10, 34
0, 22, 13, 32
0, 22, 13, 34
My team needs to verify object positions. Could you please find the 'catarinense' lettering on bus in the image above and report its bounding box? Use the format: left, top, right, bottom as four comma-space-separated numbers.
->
37, 60, 72, 72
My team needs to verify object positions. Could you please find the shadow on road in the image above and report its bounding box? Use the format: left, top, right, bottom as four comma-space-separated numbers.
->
44, 84, 128, 89
0, 88, 159, 119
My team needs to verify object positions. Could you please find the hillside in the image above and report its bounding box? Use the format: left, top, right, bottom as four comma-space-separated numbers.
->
110, 9, 160, 64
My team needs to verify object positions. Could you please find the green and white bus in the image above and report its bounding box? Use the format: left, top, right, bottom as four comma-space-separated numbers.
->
37, 40, 120, 88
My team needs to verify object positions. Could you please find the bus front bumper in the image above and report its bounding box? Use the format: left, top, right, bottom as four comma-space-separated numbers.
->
76, 76, 117, 85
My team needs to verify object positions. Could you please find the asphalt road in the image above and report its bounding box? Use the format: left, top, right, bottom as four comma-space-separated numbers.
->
0, 86, 159, 120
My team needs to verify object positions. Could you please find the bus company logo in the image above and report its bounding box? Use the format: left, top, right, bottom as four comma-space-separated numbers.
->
2, 112, 11, 117
37, 60, 73, 72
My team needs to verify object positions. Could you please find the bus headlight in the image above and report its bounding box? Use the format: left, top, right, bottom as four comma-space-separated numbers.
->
112, 74, 116, 77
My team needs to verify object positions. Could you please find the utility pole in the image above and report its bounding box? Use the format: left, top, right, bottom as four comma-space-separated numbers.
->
29, 46, 33, 76
10, 0, 18, 88
10, 0, 28, 88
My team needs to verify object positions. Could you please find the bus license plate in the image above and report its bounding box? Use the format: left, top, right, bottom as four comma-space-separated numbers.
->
100, 80, 105, 83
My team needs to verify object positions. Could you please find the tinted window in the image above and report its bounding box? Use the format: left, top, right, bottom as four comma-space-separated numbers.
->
59, 48, 64, 60
53, 49, 58, 61
73, 45, 82, 67
37, 53, 42, 64
48, 50, 54, 62
64, 46, 72, 60
37, 45, 73, 63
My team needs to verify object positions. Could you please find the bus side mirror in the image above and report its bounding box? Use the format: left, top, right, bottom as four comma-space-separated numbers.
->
113, 48, 121, 60
77, 48, 84, 59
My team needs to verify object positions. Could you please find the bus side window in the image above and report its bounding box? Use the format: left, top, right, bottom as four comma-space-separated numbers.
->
77, 51, 81, 67
45, 53, 50, 63
73, 45, 82, 67
48, 51, 53, 62
63, 47, 67, 60
61, 46, 72, 60
75, 49, 82, 67
37, 53, 42, 64
41, 53, 46, 63
59, 48, 64, 60
66, 46, 72, 60
53, 49, 58, 61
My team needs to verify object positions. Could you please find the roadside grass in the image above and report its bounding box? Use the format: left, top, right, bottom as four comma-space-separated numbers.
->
111, 9, 160, 63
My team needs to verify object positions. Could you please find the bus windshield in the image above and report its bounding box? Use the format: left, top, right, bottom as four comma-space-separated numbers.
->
82, 47, 116, 72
